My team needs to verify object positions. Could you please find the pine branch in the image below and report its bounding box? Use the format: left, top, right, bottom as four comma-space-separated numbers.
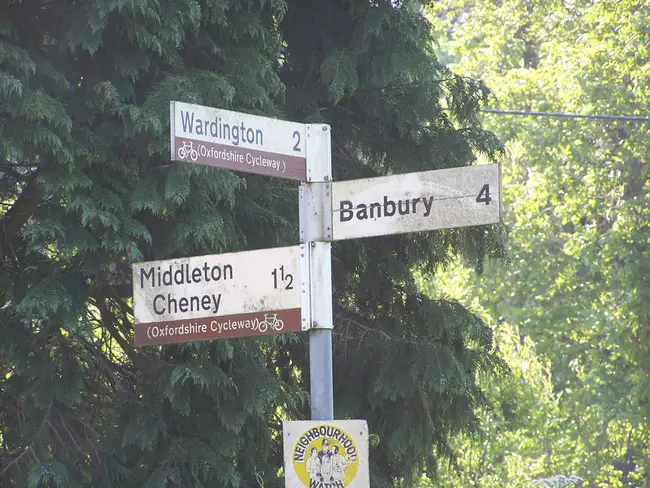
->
0, 171, 44, 258
334, 312, 392, 346
45, 418, 72, 461
0, 165, 33, 182
98, 300, 140, 366
0, 444, 34, 477
109, 283, 133, 300
0, 407, 48, 476
56, 412, 86, 456
73, 331, 137, 395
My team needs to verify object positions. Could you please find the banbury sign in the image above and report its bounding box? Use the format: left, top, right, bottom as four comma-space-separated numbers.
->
330, 163, 501, 241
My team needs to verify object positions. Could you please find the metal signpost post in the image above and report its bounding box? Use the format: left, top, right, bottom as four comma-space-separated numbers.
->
129, 100, 503, 488
298, 125, 333, 421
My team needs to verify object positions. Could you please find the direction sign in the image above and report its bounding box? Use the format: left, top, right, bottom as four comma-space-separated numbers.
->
331, 163, 501, 241
171, 101, 309, 180
283, 419, 370, 488
132, 245, 308, 346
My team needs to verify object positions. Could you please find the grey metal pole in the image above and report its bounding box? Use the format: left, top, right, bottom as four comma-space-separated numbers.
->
303, 240, 333, 421
299, 125, 334, 421
310, 329, 334, 420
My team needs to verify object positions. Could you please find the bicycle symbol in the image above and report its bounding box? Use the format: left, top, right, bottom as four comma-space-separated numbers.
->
177, 141, 198, 162
257, 313, 284, 333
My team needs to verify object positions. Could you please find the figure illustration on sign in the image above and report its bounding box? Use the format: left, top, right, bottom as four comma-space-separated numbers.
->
320, 439, 333, 482
178, 141, 198, 161
306, 448, 321, 484
330, 446, 349, 482
319, 439, 329, 458
257, 313, 284, 333
291, 423, 362, 488
303, 439, 353, 487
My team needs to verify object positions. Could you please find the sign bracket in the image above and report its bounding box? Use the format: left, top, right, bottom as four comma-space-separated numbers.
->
299, 182, 332, 243
300, 124, 334, 420
299, 243, 311, 331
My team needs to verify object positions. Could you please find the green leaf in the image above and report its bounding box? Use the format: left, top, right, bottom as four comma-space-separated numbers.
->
320, 49, 360, 103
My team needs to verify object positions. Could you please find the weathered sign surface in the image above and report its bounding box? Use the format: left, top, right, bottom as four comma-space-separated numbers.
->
132, 246, 305, 346
283, 420, 369, 488
331, 163, 502, 240
171, 101, 308, 180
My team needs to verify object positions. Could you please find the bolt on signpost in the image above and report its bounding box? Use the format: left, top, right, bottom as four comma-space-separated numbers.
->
129, 100, 502, 488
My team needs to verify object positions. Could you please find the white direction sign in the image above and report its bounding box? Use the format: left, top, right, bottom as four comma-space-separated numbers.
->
171, 101, 308, 180
331, 163, 501, 241
283, 420, 370, 488
132, 245, 308, 346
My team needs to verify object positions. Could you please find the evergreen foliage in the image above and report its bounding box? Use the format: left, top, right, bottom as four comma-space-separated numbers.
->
0, 1, 505, 486
422, 0, 650, 485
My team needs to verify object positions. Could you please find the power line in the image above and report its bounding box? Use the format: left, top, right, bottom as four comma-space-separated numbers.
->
480, 109, 650, 123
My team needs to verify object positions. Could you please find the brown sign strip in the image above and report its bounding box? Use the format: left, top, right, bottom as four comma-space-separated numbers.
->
173, 136, 307, 181
134, 308, 302, 346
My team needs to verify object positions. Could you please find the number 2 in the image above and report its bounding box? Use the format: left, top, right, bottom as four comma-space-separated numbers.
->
292, 131, 301, 152
476, 184, 492, 205
284, 274, 294, 290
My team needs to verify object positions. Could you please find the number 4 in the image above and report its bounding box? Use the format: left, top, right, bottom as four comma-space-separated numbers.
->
476, 184, 492, 205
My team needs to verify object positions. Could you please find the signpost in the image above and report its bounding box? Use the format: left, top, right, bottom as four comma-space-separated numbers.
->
132, 245, 309, 346
331, 164, 501, 241
130, 100, 504, 487
283, 420, 370, 488
170, 101, 311, 181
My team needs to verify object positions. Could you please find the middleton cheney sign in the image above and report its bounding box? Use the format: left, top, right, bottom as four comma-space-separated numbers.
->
132, 246, 304, 346
171, 101, 307, 180
331, 164, 502, 241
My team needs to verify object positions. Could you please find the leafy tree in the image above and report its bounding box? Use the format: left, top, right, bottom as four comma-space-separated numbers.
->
415, 267, 564, 487
421, 0, 650, 485
0, 1, 505, 487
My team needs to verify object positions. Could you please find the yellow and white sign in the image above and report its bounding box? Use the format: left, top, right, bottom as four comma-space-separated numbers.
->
283, 420, 369, 488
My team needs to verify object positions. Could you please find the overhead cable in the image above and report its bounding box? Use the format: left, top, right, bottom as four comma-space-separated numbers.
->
480, 109, 650, 123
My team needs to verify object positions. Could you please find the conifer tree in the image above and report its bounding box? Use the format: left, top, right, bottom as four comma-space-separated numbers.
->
0, 1, 505, 487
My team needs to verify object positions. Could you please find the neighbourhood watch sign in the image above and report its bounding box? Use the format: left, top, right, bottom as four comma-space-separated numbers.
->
283, 420, 369, 488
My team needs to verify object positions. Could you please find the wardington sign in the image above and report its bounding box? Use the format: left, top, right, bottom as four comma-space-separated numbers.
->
170, 101, 309, 180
